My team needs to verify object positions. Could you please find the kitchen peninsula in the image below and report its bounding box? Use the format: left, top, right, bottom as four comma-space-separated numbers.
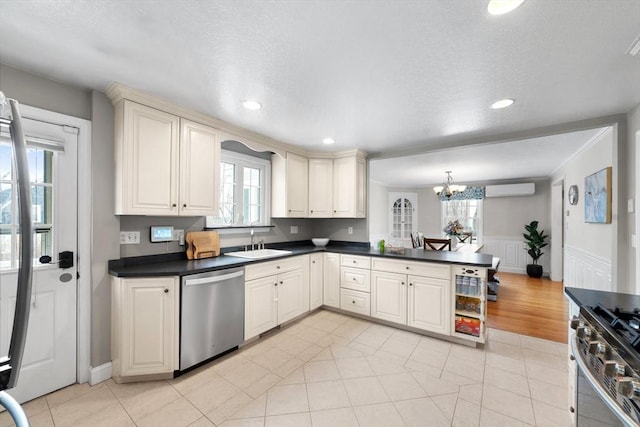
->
109, 241, 493, 382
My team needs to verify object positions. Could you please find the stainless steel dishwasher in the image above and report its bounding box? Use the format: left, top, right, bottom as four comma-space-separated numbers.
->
180, 267, 245, 371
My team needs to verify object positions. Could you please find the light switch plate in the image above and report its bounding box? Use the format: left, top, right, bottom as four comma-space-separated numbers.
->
348, 226, 353, 235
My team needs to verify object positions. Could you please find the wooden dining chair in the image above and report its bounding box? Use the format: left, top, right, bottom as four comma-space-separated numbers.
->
423, 238, 451, 251
457, 231, 473, 244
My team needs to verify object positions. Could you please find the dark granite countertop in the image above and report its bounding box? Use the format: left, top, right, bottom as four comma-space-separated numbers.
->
109, 240, 495, 278
565, 287, 640, 310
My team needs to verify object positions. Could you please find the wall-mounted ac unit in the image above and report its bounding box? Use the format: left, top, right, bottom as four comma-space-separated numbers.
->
485, 183, 535, 198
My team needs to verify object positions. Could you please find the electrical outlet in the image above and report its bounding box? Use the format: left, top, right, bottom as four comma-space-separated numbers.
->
348, 226, 353, 235
120, 231, 140, 245
174, 229, 185, 245
290, 226, 298, 234
628, 199, 635, 213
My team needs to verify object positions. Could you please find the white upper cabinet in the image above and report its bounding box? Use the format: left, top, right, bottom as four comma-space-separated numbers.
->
309, 153, 367, 218
114, 100, 219, 216
271, 152, 309, 217
179, 120, 220, 216
333, 155, 367, 218
308, 158, 333, 217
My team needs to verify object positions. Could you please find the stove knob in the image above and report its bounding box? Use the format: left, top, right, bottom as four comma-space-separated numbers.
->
603, 361, 626, 377
617, 379, 640, 398
588, 341, 601, 355
577, 326, 592, 339
570, 317, 581, 330
596, 342, 608, 356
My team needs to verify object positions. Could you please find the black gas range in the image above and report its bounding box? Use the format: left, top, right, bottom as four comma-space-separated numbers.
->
572, 304, 640, 426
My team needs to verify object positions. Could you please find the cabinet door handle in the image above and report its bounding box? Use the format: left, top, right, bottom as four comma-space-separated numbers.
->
172, 203, 177, 207
274, 282, 278, 286
310, 210, 313, 213
280, 281, 283, 285
183, 203, 187, 208
352, 300, 356, 304
406, 266, 410, 270
401, 282, 405, 285
277, 266, 280, 269
164, 289, 169, 293
409, 283, 413, 286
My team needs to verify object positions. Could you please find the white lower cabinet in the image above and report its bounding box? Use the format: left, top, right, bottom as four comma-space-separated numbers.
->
244, 275, 279, 340
407, 275, 450, 335
370, 258, 451, 336
323, 252, 340, 308
309, 253, 323, 310
111, 276, 179, 382
340, 288, 371, 316
370, 271, 407, 324
244, 255, 309, 340
339, 255, 371, 316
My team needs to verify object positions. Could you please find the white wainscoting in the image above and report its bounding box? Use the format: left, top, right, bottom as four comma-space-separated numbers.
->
481, 236, 550, 275
564, 245, 612, 291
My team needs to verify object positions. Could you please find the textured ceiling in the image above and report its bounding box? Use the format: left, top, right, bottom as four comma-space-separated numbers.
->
0, 1, 638, 181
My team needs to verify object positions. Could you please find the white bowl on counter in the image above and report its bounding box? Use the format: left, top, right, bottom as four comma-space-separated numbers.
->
312, 238, 330, 247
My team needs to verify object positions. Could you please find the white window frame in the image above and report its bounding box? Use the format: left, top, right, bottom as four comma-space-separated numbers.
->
205, 150, 271, 229
388, 192, 417, 246
441, 199, 483, 244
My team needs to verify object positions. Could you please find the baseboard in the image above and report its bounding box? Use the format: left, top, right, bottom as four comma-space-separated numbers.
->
89, 362, 112, 386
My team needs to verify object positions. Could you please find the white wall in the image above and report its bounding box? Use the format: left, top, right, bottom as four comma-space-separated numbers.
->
625, 103, 639, 294
552, 127, 615, 291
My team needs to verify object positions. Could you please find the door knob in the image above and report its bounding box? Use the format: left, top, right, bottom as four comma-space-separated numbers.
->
39, 251, 74, 269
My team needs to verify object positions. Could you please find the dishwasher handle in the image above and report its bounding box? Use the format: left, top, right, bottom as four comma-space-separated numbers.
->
183, 270, 244, 287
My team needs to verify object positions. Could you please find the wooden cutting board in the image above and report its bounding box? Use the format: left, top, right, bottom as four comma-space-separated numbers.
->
185, 231, 220, 259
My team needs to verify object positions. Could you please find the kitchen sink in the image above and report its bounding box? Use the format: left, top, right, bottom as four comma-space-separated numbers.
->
224, 249, 292, 259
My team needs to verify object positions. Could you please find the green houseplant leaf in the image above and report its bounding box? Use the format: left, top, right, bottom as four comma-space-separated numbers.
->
523, 220, 549, 265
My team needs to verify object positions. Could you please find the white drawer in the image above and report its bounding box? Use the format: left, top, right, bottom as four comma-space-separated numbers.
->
371, 257, 450, 280
340, 254, 371, 269
245, 256, 304, 281
340, 267, 371, 292
340, 288, 370, 316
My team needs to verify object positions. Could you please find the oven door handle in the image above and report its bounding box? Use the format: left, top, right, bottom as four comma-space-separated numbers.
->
570, 337, 637, 427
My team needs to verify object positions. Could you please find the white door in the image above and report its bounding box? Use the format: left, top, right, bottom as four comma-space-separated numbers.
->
0, 117, 78, 403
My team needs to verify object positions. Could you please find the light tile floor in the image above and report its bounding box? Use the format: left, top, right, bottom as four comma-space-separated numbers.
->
1, 309, 572, 426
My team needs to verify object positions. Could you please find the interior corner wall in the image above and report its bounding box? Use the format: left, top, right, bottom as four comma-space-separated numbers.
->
625, 103, 640, 294
90, 90, 119, 368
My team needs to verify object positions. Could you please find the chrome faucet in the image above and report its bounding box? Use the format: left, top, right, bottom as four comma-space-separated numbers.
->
250, 229, 255, 251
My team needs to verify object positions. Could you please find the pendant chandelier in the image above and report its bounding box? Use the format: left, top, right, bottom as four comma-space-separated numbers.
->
433, 171, 466, 199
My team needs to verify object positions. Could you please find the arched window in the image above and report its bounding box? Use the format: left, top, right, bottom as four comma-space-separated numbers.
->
389, 192, 417, 246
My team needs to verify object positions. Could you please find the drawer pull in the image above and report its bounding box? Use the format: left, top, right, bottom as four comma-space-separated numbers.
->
406, 266, 409, 270
352, 300, 356, 304
353, 277, 357, 281
409, 283, 413, 286
401, 282, 405, 285
353, 260, 356, 264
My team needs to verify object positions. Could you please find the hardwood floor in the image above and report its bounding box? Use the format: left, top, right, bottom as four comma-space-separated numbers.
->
486, 272, 569, 343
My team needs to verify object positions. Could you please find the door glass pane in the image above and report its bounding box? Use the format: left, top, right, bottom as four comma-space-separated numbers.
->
0, 143, 11, 180
0, 183, 12, 225
0, 229, 12, 269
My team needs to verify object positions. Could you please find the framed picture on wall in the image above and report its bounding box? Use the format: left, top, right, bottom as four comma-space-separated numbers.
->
584, 166, 612, 224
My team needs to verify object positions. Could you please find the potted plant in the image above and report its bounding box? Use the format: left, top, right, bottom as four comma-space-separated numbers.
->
523, 220, 548, 278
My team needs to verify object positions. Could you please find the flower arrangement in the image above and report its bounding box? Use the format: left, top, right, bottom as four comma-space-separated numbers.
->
443, 220, 464, 236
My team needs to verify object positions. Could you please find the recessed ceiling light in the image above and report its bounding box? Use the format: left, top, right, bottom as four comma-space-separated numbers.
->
491, 99, 515, 109
487, 0, 526, 15
322, 137, 336, 145
242, 100, 262, 110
